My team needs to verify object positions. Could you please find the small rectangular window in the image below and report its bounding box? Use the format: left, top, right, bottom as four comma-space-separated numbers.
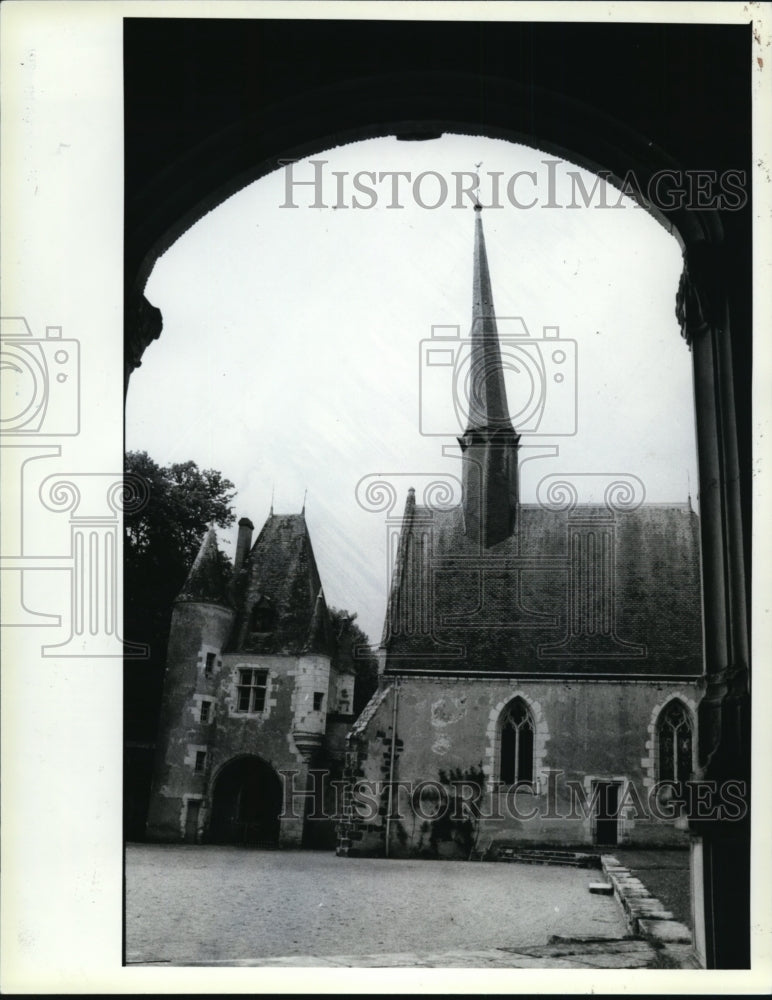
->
313, 692, 324, 711
194, 750, 207, 772
200, 701, 211, 723
205, 652, 216, 676
236, 669, 268, 713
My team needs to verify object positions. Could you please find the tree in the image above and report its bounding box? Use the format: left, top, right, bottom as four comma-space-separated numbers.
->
124, 451, 236, 735
329, 607, 379, 715
125, 451, 236, 574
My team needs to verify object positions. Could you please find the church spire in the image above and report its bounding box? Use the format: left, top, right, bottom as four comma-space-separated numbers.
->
458, 207, 520, 548
467, 204, 512, 432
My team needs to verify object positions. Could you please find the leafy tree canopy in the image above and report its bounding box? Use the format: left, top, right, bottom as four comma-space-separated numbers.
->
125, 451, 236, 577
124, 452, 237, 713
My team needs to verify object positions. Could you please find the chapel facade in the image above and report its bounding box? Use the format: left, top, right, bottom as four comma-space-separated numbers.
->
336, 208, 704, 858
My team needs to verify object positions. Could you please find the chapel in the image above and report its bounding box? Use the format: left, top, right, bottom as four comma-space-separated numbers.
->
336, 208, 703, 857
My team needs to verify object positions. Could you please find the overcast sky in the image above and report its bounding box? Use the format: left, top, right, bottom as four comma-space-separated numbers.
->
126, 135, 698, 644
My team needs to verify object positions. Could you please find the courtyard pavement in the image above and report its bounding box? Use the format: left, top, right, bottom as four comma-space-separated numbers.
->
124, 845, 681, 968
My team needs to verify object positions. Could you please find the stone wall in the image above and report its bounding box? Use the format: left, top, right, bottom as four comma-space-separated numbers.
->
146, 604, 340, 845
145, 600, 234, 842
338, 675, 703, 857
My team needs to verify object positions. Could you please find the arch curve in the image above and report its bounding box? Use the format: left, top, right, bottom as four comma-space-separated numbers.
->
125, 68, 726, 388
208, 753, 283, 845
485, 691, 549, 789
124, 19, 751, 966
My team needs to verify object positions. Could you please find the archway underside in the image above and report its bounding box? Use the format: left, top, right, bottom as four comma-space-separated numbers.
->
208, 756, 283, 846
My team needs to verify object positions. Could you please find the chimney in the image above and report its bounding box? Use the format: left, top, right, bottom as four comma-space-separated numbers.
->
234, 517, 254, 577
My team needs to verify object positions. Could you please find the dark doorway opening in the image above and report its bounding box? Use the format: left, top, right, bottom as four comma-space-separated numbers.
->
209, 756, 282, 845
184, 799, 201, 843
593, 781, 620, 847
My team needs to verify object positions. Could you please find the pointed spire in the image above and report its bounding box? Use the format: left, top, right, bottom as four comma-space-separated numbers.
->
467, 205, 513, 433
176, 527, 232, 606
457, 209, 520, 549
381, 488, 417, 646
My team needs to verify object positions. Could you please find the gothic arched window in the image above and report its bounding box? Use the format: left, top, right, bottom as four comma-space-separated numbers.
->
500, 698, 534, 784
657, 700, 693, 783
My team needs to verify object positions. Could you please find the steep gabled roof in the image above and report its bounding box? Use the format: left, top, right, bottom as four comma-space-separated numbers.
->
381, 499, 703, 677
176, 527, 232, 606
228, 512, 332, 655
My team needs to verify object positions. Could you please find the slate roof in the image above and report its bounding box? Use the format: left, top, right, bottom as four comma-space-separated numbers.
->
176, 527, 233, 607
349, 684, 393, 738
382, 498, 703, 677
227, 513, 333, 656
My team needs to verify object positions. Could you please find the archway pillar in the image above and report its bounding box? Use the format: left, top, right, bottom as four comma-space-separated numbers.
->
124, 287, 163, 397
678, 242, 750, 969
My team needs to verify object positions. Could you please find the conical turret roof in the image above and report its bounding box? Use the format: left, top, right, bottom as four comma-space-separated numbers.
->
176, 527, 232, 606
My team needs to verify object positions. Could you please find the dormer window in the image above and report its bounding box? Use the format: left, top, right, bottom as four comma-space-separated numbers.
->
250, 596, 276, 633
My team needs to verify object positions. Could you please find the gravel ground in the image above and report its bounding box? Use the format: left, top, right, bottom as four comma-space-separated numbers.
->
125, 845, 627, 964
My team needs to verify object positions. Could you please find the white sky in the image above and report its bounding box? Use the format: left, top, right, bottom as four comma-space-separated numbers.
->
126, 135, 698, 643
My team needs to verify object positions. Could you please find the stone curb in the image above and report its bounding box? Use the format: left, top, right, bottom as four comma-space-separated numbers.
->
600, 854, 692, 946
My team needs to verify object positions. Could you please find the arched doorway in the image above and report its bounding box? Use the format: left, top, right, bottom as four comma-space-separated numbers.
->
208, 756, 283, 846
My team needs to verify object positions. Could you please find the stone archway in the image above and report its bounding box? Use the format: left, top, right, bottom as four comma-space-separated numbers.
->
208, 755, 283, 846
124, 19, 752, 967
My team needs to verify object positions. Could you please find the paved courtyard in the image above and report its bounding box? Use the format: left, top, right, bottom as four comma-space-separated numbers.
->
125, 845, 629, 965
